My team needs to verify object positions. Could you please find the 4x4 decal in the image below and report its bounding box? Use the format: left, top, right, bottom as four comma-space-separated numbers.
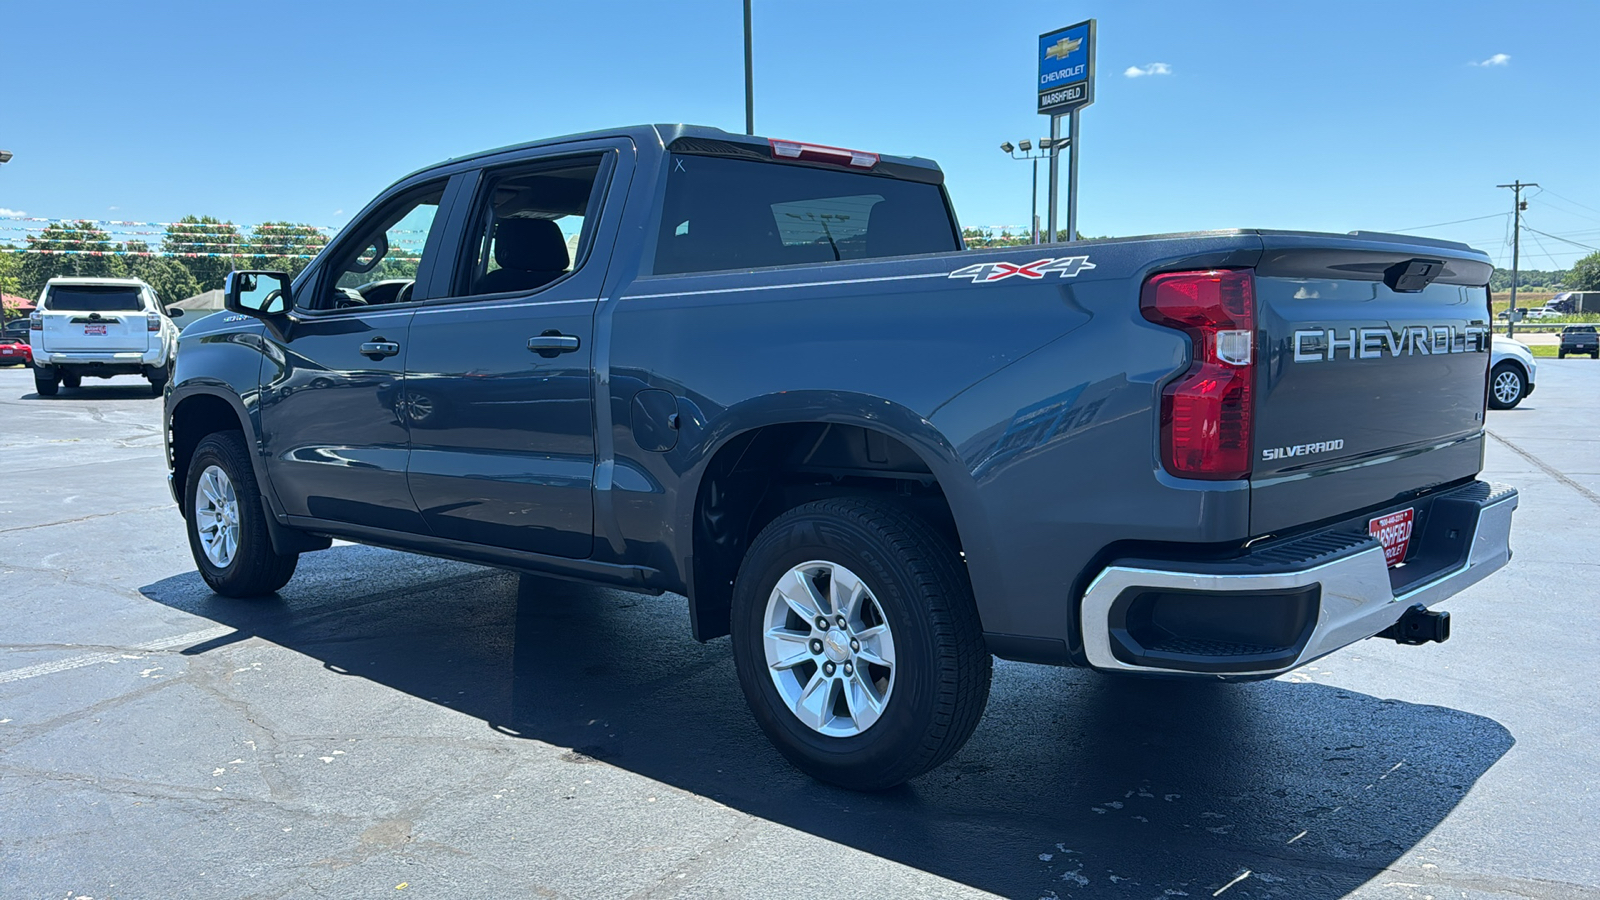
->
948, 255, 1095, 283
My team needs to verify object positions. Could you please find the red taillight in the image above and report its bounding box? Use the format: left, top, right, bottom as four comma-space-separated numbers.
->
768, 139, 879, 169
148, 313, 162, 332
1140, 269, 1256, 480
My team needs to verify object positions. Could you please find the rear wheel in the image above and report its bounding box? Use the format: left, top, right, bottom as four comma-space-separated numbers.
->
730, 498, 991, 790
33, 367, 59, 397
184, 430, 298, 597
60, 370, 82, 389
146, 360, 171, 397
1488, 362, 1526, 409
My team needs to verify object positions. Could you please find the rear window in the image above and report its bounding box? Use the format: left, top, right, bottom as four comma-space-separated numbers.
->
653, 154, 959, 275
43, 286, 144, 312
1566, 325, 1596, 333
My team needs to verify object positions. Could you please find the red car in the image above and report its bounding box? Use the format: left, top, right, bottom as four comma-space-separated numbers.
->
0, 336, 34, 367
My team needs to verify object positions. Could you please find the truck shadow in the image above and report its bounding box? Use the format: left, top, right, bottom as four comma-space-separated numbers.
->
23, 384, 160, 401
141, 549, 1513, 899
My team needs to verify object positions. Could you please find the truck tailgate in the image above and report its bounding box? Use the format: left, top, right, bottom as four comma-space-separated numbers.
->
1251, 233, 1494, 534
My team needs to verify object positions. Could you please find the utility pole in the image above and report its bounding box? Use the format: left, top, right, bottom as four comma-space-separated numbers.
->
1497, 180, 1536, 338
743, 0, 754, 135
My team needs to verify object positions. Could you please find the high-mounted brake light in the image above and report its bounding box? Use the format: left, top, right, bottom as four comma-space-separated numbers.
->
1140, 269, 1256, 480
768, 139, 879, 169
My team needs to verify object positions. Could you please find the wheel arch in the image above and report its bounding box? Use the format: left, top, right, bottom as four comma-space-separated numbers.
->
167, 386, 267, 518
675, 391, 1001, 643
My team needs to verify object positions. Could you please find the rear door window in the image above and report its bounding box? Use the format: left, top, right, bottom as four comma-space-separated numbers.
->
453, 156, 605, 298
653, 154, 959, 275
43, 286, 144, 312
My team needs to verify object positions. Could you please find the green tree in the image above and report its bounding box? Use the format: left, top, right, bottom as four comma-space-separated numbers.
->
243, 221, 328, 279
1489, 267, 1570, 291
123, 242, 202, 305
1567, 252, 1600, 291
18, 221, 128, 293
161, 215, 243, 291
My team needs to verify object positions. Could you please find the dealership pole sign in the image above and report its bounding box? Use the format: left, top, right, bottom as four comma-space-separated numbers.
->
1037, 20, 1095, 115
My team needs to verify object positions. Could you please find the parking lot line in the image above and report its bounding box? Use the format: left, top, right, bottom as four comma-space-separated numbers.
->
0, 625, 234, 685
1487, 428, 1600, 507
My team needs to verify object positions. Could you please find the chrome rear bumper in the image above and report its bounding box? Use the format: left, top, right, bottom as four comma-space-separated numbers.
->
1080, 481, 1517, 677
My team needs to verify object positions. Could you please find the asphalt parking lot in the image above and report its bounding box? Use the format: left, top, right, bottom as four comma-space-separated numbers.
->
1, 362, 1597, 900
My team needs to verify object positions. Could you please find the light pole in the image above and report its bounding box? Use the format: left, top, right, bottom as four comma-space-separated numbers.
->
743, 0, 754, 135
1000, 139, 1057, 243
0, 150, 13, 330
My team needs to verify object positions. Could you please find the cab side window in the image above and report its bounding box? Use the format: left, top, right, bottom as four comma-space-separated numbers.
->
307, 183, 446, 311
455, 157, 603, 298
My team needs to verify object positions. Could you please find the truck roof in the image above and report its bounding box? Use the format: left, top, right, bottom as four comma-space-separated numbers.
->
406, 124, 944, 181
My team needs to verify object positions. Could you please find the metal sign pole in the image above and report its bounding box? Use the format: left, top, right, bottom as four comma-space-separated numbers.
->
1036, 19, 1093, 245
1065, 109, 1080, 242
1046, 115, 1061, 243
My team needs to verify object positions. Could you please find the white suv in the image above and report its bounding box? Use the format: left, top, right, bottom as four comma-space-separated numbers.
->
29, 277, 180, 397
1489, 334, 1537, 410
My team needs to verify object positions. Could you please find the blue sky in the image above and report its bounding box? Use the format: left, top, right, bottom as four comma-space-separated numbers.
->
2, 0, 1597, 268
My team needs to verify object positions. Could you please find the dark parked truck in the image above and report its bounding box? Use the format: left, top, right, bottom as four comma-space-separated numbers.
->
165, 125, 1518, 789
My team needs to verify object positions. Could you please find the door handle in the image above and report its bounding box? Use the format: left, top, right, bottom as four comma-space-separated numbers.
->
527, 332, 581, 358
360, 340, 400, 360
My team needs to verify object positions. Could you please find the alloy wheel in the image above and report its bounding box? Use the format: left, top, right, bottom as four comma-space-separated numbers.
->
762, 560, 896, 737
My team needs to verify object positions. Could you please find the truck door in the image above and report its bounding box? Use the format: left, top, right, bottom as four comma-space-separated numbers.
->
258, 176, 462, 533
403, 146, 625, 559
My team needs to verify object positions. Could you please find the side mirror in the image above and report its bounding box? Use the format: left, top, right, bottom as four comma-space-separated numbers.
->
224, 270, 293, 318
167, 308, 185, 318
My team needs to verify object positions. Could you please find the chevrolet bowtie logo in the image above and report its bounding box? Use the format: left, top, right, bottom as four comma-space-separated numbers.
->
1045, 36, 1082, 60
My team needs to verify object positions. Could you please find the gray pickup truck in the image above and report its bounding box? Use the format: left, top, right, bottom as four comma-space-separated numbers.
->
165, 125, 1517, 789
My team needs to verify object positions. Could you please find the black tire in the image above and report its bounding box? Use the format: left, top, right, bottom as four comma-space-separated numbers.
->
1558, 350, 1566, 359
33, 367, 59, 397
731, 498, 991, 790
147, 360, 171, 397
1488, 361, 1526, 410
60, 370, 82, 389
184, 430, 298, 597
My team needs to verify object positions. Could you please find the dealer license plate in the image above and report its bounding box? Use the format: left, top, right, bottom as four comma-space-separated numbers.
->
1368, 508, 1415, 567
84, 324, 107, 335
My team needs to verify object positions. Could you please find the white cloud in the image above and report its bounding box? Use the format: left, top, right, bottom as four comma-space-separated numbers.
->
0, 207, 24, 217
1471, 53, 1510, 67
1124, 63, 1172, 78
108, 205, 119, 211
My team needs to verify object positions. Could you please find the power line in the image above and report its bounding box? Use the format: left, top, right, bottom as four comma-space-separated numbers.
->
1388, 212, 1509, 232
1540, 189, 1600, 219
1522, 225, 1564, 270
1522, 226, 1599, 252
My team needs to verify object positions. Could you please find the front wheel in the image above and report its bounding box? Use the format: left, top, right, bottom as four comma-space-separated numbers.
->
184, 430, 298, 596
1488, 362, 1527, 410
731, 498, 991, 790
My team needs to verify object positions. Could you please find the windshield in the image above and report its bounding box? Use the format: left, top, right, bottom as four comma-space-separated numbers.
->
43, 286, 144, 312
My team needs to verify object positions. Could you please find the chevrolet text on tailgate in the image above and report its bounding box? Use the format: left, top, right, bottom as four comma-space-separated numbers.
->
164, 125, 1518, 789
